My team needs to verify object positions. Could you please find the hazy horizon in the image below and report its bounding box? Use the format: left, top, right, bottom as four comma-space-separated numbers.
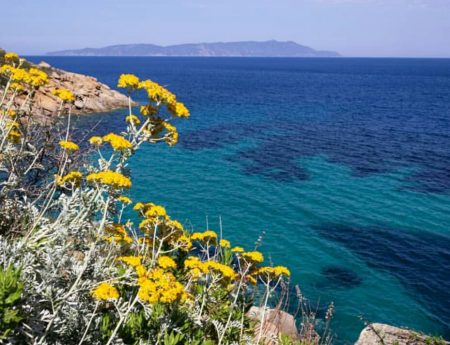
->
1, 0, 449, 58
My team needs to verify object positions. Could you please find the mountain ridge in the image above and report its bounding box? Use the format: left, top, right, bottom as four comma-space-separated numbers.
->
47, 40, 340, 57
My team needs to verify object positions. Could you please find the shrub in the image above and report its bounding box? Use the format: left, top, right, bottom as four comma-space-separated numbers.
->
0, 265, 24, 340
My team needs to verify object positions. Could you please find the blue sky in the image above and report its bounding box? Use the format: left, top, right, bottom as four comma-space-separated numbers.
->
1, 0, 449, 57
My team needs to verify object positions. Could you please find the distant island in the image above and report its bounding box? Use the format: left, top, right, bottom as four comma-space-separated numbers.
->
46, 40, 340, 57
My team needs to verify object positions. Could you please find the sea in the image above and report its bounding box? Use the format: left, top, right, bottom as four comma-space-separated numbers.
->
28, 56, 450, 344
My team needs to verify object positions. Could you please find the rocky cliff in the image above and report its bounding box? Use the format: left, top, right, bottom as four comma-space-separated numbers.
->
21, 61, 131, 116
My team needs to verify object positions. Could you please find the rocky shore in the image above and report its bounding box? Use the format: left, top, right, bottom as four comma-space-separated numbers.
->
20, 61, 131, 116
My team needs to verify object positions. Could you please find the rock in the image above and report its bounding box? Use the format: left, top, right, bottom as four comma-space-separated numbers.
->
38, 61, 51, 68
247, 306, 299, 344
356, 323, 449, 345
15, 62, 134, 117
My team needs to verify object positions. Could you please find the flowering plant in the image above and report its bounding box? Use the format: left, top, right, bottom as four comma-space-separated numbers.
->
0, 51, 304, 345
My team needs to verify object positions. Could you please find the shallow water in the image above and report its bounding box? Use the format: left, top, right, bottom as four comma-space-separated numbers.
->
29, 56, 450, 343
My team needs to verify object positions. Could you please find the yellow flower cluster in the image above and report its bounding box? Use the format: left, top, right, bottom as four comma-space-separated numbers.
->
86, 170, 132, 189
191, 230, 218, 243
231, 246, 244, 253
138, 79, 176, 105
59, 140, 79, 151
125, 114, 140, 125
257, 266, 291, 278
219, 239, 231, 248
28, 68, 49, 88
104, 224, 132, 244
172, 234, 192, 251
117, 74, 140, 89
56, 171, 82, 187
117, 255, 142, 267
4, 52, 19, 63
7, 129, 21, 143
52, 88, 75, 103
118, 195, 132, 204
135, 202, 168, 230
89, 136, 103, 146
103, 133, 132, 151
168, 101, 190, 118
10, 82, 24, 92
162, 121, 179, 146
5, 120, 21, 143
241, 251, 264, 263
0, 65, 48, 88
140, 105, 157, 116
92, 282, 120, 301
157, 256, 177, 270
137, 267, 187, 304
184, 257, 236, 281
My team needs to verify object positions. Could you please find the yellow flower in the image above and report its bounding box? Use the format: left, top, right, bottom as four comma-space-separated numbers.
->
219, 239, 231, 248
11, 68, 30, 83
138, 79, 176, 104
59, 140, 79, 151
125, 114, 141, 125
86, 170, 132, 189
103, 133, 133, 151
104, 223, 132, 244
52, 88, 75, 103
137, 268, 186, 304
56, 171, 82, 187
135, 264, 147, 278
118, 195, 132, 204
4, 52, 19, 63
117, 255, 142, 267
157, 256, 177, 270
10, 83, 24, 92
257, 266, 291, 278
206, 261, 237, 280
184, 257, 236, 281
92, 283, 119, 301
0, 65, 14, 76
89, 136, 103, 146
162, 121, 179, 146
133, 202, 145, 210
191, 230, 217, 243
166, 219, 184, 232
144, 204, 167, 218
140, 105, 157, 116
242, 251, 264, 263
7, 130, 21, 143
273, 266, 291, 277
173, 235, 192, 251
231, 246, 244, 253
168, 101, 190, 118
7, 110, 17, 118
117, 74, 140, 89
28, 68, 48, 88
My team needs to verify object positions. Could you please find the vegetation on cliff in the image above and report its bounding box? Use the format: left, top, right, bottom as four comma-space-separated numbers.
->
0, 52, 332, 344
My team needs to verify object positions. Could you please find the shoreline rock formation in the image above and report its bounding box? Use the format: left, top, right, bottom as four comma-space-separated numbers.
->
20, 61, 132, 116
356, 324, 449, 345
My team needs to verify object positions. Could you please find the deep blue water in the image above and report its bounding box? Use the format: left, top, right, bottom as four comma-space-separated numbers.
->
29, 56, 450, 344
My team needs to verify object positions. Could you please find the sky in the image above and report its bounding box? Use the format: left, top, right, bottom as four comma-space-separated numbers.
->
1, 0, 449, 57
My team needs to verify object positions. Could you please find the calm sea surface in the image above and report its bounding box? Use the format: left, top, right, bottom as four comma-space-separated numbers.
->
29, 57, 450, 344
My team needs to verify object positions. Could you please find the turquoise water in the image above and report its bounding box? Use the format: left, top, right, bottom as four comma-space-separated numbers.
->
30, 57, 450, 343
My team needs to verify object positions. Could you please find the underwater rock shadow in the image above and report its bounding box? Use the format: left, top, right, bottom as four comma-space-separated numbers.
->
319, 266, 363, 289
313, 223, 450, 336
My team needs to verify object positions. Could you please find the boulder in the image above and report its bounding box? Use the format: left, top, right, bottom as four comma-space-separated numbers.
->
356, 323, 448, 345
247, 306, 299, 344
